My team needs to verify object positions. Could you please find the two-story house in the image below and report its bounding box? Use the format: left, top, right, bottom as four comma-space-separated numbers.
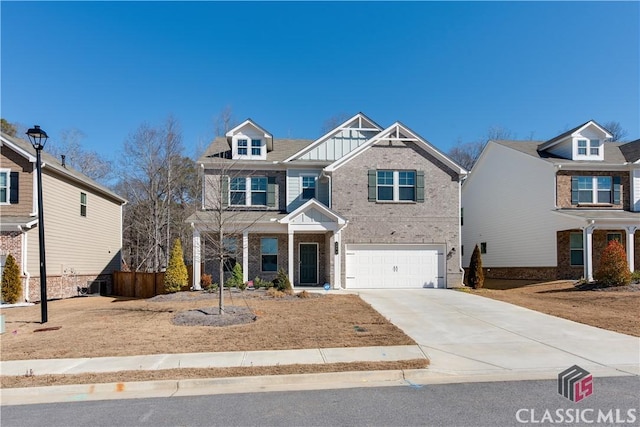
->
461, 120, 639, 282
188, 113, 467, 289
0, 131, 126, 302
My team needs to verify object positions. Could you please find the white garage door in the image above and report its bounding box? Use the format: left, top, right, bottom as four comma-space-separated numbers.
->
345, 244, 445, 289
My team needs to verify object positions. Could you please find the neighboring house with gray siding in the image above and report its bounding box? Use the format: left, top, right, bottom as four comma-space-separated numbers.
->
0, 132, 126, 302
188, 113, 467, 290
461, 120, 639, 282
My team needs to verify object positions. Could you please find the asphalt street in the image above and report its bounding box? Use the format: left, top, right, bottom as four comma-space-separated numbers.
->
3, 376, 638, 427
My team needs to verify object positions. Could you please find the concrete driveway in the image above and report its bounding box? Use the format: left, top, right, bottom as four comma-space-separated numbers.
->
357, 289, 640, 380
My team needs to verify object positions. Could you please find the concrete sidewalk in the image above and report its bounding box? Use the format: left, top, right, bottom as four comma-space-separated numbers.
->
0, 345, 425, 376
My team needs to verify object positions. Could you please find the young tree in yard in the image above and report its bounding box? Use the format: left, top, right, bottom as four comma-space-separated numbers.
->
467, 244, 484, 289
594, 240, 631, 287
164, 239, 188, 293
1, 254, 22, 304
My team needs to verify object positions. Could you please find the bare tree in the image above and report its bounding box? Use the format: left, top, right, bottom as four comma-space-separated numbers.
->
192, 155, 272, 313
46, 128, 113, 183
448, 126, 513, 170
214, 105, 237, 137
320, 112, 352, 135
602, 121, 628, 142
117, 116, 197, 272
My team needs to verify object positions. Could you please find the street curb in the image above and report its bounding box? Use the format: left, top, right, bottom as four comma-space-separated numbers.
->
3, 367, 637, 406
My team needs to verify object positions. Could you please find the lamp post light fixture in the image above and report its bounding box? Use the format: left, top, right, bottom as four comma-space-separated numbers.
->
26, 125, 49, 324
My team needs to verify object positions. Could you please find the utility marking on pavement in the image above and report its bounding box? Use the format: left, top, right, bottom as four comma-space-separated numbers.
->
404, 379, 423, 389
139, 409, 154, 423
115, 383, 125, 392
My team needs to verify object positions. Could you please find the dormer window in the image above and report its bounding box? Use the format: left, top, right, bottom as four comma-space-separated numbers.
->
577, 139, 587, 155
589, 139, 599, 156
237, 139, 248, 156
251, 139, 262, 156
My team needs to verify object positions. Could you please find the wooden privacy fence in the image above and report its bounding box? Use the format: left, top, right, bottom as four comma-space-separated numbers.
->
112, 266, 194, 298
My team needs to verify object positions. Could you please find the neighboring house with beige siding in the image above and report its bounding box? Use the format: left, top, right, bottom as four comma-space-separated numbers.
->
461, 120, 639, 281
1, 132, 126, 302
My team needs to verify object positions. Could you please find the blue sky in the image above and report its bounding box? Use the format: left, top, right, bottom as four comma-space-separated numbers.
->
2, 1, 638, 163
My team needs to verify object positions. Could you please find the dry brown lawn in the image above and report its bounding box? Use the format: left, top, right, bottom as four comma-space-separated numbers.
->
0, 291, 425, 388
470, 280, 640, 337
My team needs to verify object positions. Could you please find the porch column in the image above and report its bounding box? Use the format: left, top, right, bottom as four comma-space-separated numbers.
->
288, 231, 295, 288
626, 226, 637, 273
242, 231, 249, 283
192, 227, 201, 290
583, 225, 595, 282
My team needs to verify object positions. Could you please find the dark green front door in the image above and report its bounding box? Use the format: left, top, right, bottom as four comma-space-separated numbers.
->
299, 243, 318, 284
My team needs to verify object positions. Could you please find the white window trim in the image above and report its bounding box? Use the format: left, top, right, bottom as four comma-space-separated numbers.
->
576, 176, 612, 204
0, 168, 10, 205
574, 137, 603, 160
300, 174, 317, 200
260, 237, 278, 272
251, 139, 262, 156
237, 139, 248, 156
229, 176, 267, 206
376, 170, 416, 202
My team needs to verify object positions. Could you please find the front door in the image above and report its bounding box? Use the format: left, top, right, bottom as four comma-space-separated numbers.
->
299, 243, 318, 284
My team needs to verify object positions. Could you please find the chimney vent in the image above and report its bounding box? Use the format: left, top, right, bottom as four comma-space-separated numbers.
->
61, 154, 66, 168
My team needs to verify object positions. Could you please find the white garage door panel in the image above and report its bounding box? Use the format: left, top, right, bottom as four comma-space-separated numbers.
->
345, 244, 445, 289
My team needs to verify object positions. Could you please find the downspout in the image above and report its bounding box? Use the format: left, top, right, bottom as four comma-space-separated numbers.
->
18, 225, 30, 302
321, 170, 331, 208
458, 174, 465, 287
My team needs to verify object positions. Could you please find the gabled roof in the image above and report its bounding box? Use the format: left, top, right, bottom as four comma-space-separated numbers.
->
324, 122, 467, 175
279, 198, 347, 225
283, 112, 382, 162
537, 120, 613, 152
0, 132, 126, 204
619, 139, 640, 163
198, 136, 314, 165
225, 119, 273, 139
494, 140, 631, 165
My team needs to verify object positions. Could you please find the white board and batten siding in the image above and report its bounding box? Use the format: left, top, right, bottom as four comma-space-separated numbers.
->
345, 244, 445, 289
298, 128, 377, 161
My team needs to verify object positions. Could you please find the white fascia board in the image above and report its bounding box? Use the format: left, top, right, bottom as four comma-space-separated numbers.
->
225, 119, 273, 139
573, 121, 612, 139
282, 112, 382, 163
325, 122, 467, 176
553, 162, 631, 171
279, 198, 347, 225
0, 135, 36, 162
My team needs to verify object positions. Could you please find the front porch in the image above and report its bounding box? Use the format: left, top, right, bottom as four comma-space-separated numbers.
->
554, 210, 639, 281
190, 200, 347, 289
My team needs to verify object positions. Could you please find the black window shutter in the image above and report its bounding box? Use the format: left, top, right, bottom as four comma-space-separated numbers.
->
613, 176, 621, 205
368, 170, 376, 201
416, 171, 425, 203
221, 176, 229, 207
9, 172, 19, 204
571, 177, 578, 205
267, 176, 277, 207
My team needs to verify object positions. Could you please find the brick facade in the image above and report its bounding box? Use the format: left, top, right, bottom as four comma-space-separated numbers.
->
556, 170, 629, 210
332, 140, 463, 287
27, 273, 113, 302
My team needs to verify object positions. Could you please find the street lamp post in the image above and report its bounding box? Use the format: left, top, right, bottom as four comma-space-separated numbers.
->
26, 125, 49, 324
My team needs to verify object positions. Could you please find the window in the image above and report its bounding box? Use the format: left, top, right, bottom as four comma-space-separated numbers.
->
480, 242, 487, 254
251, 139, 261, 156
251, 177, 267, 206
377, 171, 394, 201
80, 192, 87, 217
573, 176, 614, 204
261, 238, 278, 272
570, 233, 584, 266
376, 170, 417, 201
301, 176, 316, 200
398, 171, 415, 201
589, 139, 600, 156
230, 177, 246, 205
577, 139, 587, 155
0, 171, 8, 204
607, 233, 622, 243
237, 139, 248, 155
223, 237, 238, 272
